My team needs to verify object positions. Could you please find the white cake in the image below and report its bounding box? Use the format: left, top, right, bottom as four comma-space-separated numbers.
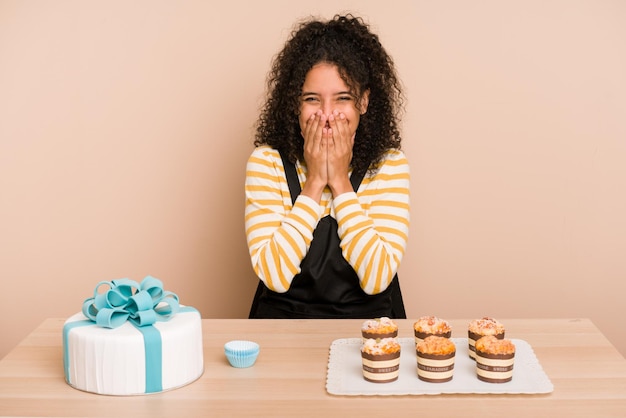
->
62, 277, 204, 395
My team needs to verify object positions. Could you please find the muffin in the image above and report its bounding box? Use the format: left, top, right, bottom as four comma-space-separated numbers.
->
413, 316, 452, 344
416, 336, 456, 383
474, 335, 516, 383
361, 338, 401, 383
361, 317, 398, 341
467, 317, 505, 360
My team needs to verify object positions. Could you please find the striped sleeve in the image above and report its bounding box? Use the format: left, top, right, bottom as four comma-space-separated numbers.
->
333, 149, 410, 295
244, 146, 322, 292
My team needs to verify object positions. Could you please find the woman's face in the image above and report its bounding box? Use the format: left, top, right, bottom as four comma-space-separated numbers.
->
298, 62, 369, 138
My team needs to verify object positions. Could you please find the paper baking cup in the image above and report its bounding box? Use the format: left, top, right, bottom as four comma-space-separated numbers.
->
416, 351, 455, 383
414, 330, 452, 345
362, 330, 398, 340
475, 351, 515, 383
224, 340, 260, 368
361, 351, 401, 383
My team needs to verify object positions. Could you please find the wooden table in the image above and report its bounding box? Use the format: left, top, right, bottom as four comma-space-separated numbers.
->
1, 318, 625, 417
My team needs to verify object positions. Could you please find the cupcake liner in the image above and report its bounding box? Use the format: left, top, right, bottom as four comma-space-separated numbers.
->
224, 340, 260, 368
475, 351, 515, 383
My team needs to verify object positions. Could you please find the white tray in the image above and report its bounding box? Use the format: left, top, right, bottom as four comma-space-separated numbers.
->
326, 337, 553, 395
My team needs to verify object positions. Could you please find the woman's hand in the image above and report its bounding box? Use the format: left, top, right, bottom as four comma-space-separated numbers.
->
301, 110, 328, 202
326, 110, 354, 196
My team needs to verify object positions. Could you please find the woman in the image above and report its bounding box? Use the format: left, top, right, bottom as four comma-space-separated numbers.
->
245, 14, 409, 318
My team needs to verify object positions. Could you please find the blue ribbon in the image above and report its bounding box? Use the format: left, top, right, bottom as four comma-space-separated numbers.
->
65, 275, 184, 394
81, 275, 180, 329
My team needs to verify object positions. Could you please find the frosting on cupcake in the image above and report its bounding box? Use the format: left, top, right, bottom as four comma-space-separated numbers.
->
361, 317, 398, 335
475, 335, 516, 355
468, 317, 505, 335
361, 337, 401, 355
414, 316, 451, 335
416, 336, 456, 356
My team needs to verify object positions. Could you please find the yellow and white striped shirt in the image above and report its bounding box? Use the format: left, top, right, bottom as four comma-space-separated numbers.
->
245, 145, 410, 296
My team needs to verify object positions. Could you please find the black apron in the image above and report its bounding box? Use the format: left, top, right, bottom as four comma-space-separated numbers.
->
248, 151, 406, 319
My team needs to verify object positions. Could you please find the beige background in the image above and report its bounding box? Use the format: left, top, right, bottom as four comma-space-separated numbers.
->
1, 0, 625, 360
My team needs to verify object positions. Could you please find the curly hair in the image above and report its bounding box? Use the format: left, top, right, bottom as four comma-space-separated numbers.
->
254, 14, 405, 175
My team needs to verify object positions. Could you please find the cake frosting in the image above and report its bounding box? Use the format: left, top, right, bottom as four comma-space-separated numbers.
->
475, 335, 515, 355
413, 315, 452, 344
63, 276, 204, 395
474, 335, 516, 383
361, 317, 398, 341
416, 336, 456, 383
468, 317, 505, 335
361, 337, 401, 383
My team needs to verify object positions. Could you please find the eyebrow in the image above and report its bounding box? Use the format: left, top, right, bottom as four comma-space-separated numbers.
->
300, 91, 355, 97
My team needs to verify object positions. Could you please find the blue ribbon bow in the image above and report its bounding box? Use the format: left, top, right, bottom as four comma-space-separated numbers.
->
82, 276, 180, 328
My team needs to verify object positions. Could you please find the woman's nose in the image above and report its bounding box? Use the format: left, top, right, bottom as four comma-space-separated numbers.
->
321, 101, 332, 116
